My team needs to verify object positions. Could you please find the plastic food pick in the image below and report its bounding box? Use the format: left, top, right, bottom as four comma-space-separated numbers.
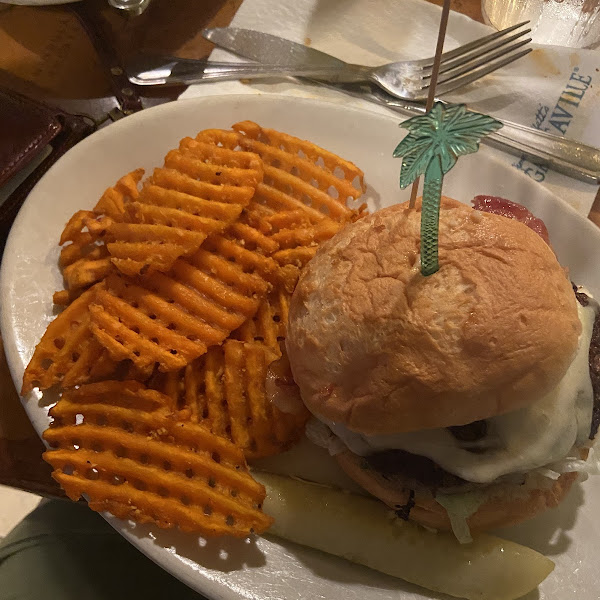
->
393, 102, 502, 276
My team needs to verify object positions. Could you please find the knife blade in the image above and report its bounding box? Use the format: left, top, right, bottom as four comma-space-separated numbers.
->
202, 28, 600, 184
203, 27, 349, 69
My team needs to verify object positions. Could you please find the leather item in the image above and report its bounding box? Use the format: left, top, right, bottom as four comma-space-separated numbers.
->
0, 91, 61, 187
0, 88, 95, 254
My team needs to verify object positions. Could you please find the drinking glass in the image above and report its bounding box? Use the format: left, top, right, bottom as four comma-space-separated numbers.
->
481, 0, 600, 47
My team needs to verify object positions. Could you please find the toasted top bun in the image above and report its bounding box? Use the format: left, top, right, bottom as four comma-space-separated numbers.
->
286, 197, 581, 435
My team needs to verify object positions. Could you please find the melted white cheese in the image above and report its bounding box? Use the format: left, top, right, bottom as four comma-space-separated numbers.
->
326, 298, 598, 484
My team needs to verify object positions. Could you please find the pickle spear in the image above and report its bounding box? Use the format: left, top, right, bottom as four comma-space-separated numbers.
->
256, 472, 554, 600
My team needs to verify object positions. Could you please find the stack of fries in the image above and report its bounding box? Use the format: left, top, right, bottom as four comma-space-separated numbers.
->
23, 121, 367, 537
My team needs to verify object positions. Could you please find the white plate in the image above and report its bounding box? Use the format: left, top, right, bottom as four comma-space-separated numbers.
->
2, 94, 600, 600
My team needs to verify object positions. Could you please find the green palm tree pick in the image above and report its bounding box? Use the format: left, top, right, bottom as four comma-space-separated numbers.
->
393, 102, 503, 276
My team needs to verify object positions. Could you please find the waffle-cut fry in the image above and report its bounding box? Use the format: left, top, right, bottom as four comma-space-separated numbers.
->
144, 289, 301, 457
106, 143, 263, 277
269, 217, 347, 272
63, 256, 113, 291
150, 168, 256, 206
105, 189, 247, 278
106, 219, 208, 278
272, 246, 319, 269
234, 120, 364, 199
178, 136, 263, 185
55, 171, 138, 292
140, 186, 250, 223
89, 207, 282, 373
252, 212, 341, 288
109, 245, 189, 278
93, 169, 144, 221
164, 152, 253, 188
264, 209, 313, 231
234, 292, 307, 450
43, 381, 273, 536
59, 238, 115, 298
260, 166, 355, 223
198, 133, 351, 224
59, 212, 110, 267
267, 218, 343, 274
234, 290, 289, 353
60, 240, 108, 267
22, 286, 117, 394
200, 122, 365, 219
53, 289, 78, 306
195, 123, 368, 287
270, 218, 341, 249
60, 210, 97, 246
147, 369, 185, 410
181, 339, 309, 460
56, 170, 144, 296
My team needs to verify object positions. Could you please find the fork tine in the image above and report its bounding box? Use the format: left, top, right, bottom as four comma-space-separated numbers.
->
433, 48, 532, 96
429, 36, 531, 84
417, 21, 530, 68
433, 29, 531, 77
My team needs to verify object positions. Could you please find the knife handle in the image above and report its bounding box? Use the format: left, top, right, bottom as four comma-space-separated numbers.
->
486, 119, 600, 185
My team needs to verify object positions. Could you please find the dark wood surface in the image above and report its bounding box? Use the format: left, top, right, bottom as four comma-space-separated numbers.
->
0, 0, 598, 499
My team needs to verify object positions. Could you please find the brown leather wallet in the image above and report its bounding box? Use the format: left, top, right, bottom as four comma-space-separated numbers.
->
0, 88, 95, 254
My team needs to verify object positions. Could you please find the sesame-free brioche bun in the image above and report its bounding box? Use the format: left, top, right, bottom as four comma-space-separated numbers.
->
336, 448, 579, 532
286, 197, 581, 435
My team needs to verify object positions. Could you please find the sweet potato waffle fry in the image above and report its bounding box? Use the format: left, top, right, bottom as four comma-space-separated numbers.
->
233, 288, 289, 351
58, 209, 111, 300
25, 120, 369, 541
43, 381, 273, 536
94, 169, 144, 221
55, 171, 145, 304
149, 292, 308, 460
106, 138, 263, 277
88, 203, 282, 373
197, 122, 367, 277
177, 339, 308, 460
22, 286, 116, 394
232, 291, 309, 456
203, 121, 365, 211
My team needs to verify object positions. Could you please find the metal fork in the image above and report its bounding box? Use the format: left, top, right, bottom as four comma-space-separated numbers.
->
129, 23, 532, 101
372, 21, 532, 99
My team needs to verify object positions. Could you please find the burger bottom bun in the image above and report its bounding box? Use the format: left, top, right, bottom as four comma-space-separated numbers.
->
336, 449, 581, 532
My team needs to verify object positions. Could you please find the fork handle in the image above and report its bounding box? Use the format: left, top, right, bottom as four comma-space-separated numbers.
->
384, 99, 600, 184
486, 120, 600, 184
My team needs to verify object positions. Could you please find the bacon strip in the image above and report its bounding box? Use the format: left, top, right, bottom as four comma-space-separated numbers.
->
472, 195, 550, 246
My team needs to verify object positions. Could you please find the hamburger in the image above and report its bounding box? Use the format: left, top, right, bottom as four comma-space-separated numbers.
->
285, 196, 599, 540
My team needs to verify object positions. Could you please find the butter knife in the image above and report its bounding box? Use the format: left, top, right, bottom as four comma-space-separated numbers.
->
203, 27, 600, 185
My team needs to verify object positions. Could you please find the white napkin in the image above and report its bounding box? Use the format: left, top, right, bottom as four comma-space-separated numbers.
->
180, 0, 600, 215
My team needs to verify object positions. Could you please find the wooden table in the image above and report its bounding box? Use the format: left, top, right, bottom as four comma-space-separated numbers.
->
0, 0, 598, 499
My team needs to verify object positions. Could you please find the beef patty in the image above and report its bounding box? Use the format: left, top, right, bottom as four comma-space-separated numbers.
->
361, 289, 600, 497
